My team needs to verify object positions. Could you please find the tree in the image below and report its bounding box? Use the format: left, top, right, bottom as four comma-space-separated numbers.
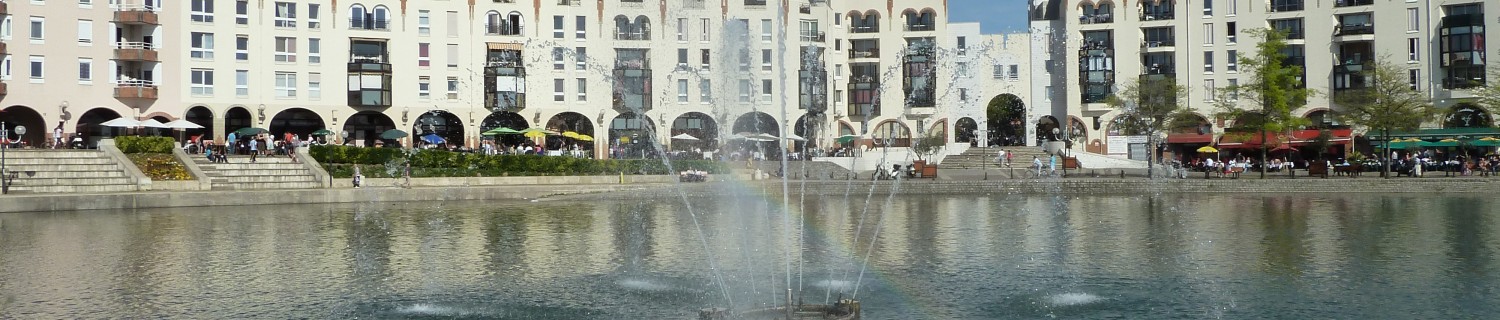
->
910, 130, 945, 161
1214, 29, 1317, 178
1333, 57, 1439, 178
1105, 76, 1193, 179
1475, 67, 1500, 117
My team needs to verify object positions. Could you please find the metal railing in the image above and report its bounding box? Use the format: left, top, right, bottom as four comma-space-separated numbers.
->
115, 41, 155, 50
1335, 24, 1373, 36
349, 18, 390, 31
848, 48, 879, 59
1080, 14, 1114, 24
486, 24, 522, 36
117, 79, 158, 87
1335, 0, 1374, 7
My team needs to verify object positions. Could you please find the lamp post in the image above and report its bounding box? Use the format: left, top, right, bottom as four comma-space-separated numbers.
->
2, 123, 25, 194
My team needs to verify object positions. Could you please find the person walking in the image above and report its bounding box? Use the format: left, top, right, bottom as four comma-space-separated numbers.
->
249, 138, 259, 163
1032, 156, 1043, 178
1048, 154, 1058, 177
995, 149, 1007, 168
53, 123, 64, 149
227, 132, 238, 155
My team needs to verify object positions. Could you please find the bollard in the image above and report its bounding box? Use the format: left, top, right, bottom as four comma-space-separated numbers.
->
619, 171, 624, 184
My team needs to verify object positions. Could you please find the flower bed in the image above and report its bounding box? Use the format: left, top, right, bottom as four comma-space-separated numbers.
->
125, 153, 194, 181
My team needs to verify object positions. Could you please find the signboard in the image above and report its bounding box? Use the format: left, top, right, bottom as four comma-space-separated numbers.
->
1106, 135, 1148, 155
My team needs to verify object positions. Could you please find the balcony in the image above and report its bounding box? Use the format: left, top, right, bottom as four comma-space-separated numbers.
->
1270, 0, 1304, 12
1140, 11, 1174, 21
905, 24, 935, 32
848, 48, 879, 59
801, 32, 826, 43
1080, 14, 1114, 25
1333, 63, 1369, 91
847, 77, 880, 117
1141, 40, 1175, 51
1334, 0, 1372, 7
114, 80, 159, 99
745, 0, 767, 5
1334, 24, 1373, 37
1143, 65, 1175, 76
800, 5, 811, 14
558, 0, 581, 5
113, 42, 159, 61
486, 24, 522, 36
615, 32, 649, 41
349, 18, 390, 31
113, 4, 160, 25
612, 69, 652, 113
1081, 40, 1112, 50
851, 24, 879, 34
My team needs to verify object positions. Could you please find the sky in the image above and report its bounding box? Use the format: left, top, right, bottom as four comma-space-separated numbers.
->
946, 0, 1031, 34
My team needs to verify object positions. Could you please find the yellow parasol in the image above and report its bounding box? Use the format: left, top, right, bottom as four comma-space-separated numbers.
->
1196, 146, 1219, 153
524, 131, 547, 138
575, 134, 594, 141
562, 131, 580, 139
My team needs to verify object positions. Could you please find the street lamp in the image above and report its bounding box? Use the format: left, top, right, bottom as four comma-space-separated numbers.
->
1, 124, 25, 194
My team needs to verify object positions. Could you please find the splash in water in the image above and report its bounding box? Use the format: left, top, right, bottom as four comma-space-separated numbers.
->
1046, 293, 1105, 307
396, 303, 477, 317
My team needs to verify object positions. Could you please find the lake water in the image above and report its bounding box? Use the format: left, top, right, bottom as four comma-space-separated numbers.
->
1, 193, 1496, 319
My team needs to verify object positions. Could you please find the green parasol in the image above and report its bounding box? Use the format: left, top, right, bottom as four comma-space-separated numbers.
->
380, 129, 409, 140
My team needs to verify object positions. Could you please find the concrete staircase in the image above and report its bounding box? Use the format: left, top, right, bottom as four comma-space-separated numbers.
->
0, 149, 141, 194
192, 156, 323, 190
939, 146, 1052, 170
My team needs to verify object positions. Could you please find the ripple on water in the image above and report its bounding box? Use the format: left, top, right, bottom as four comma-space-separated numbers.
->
1046, 293, 1105, 307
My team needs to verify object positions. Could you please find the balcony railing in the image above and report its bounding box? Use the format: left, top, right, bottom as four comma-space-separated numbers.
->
349, 18, 390, 31
801, 32, 826, 42
799, 5, 811, 14
486, 24, 522, 36
1335, 0, 1374, 7
1140, 11, 1174, 21
114, 42, 159, 61
851, 24, 879, 33
1144, 65, 1175, 75
615, 32, 649, 40
849, 48, 879, 59
1333, 64, 1369, 91
1080, 14, 1113, 24
1442, 14, 1485, 28
1335, 24, 1374, 36
1081, 40, 1112, 50
1141, 40, 1175, 48
114, 79, 159, 99
745, 0, 767, 5
113, 4, 161, 25
1270, 1, 1304, 12
905, 24, 934, 32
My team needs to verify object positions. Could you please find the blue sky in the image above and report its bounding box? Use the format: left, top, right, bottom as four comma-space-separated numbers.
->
947, 0, 1030, 34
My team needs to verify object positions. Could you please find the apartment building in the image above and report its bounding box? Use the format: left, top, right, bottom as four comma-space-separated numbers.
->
1030, 0, 1498, 159
2, 0, 1035, 160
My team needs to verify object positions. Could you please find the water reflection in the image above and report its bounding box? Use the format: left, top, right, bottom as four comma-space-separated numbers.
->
0, 194, 1497, 318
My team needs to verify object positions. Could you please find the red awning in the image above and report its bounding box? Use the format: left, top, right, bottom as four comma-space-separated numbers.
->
1166, 133, 1214, 144
1217, 129, 1353, 149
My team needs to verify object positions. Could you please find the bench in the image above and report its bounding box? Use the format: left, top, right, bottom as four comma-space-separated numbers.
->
1308, 162, 1330, 178
1228, 167, 1245, 179
1335, 164, 1362, 177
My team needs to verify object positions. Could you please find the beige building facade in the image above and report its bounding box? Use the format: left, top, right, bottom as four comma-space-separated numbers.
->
2, 0, 1034, 160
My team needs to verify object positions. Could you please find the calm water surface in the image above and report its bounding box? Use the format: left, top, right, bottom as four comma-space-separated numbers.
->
1, 193, 1496, 319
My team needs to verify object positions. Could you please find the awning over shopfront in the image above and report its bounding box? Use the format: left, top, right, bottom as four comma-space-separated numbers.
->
1383, 127, 1500, 139
1218, 129, 1354, 149
1166, 133, 1214, 144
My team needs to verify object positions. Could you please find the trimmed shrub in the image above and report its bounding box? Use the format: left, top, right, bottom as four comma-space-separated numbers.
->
115, 136, 176, 154
310, 145, 727, 177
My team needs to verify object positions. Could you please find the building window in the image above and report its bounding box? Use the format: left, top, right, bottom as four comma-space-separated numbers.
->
1408, 38, 1419, 61
30, 17, 44, 41
577, 16, 587, 38
274, 2, 296, 28
553, 15, 565, 38
1227, 0, 1237, 15
1203, 79, 1215, 102
677, 48, 689, 66
77, 58, 92, 83
1227, 79, 1239, 100
1227, 50, 1237, 72
1203, 23, 1214, 45
762, 49, 773, 71
190, 32, 215, 59
308, 4, 321, 29
28, 56, 43, 81
309, 72, 322, 99
554, 78, 565, 101
739, 79, 751, 102
700, 49, 712, 70
552, 47, 565, 70
677, 18, 687, 41
1203, 0, 1212, 16
575, 47, 588, 70
762, 79, 773, 100
1408, 8, 1419, 32
419, 43, 431, 67
236, 0, 249, 25
236, 70, 249, 96
446, 43, 459, 68
446, 77, 459, 100
700, 80, 712, 103
236, 35, 249, 60
274, 37, 296, 62
993, 65, 1004, 79
700, 18, 711, 41
191, 69, 214, 96
957, 62, 969, 77
1204, 51, 1213, 73
677, 79, 689, 102
1044, 86, 1053, 102
77, 19, 92, 45
1409, 69, 1420, 90
308, 38, 321, 64
417, 10, 430, 35
275, 72, 297, 97
1226, 22, 1237, 44
1008, 65, 1019, 80
577, 78, 587, 101
761, 19, 773, 42
191, 0, 215, 23
446, 11, 459, 37
418, 76, 431, 99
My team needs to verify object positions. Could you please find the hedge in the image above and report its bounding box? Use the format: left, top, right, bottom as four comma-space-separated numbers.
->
115, 136, 176, 154
309, 145, 726, 178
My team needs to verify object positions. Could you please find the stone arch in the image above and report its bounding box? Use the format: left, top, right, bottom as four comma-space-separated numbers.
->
928, 118, 948, 144
792, 112, 825, 151
0, 105, 47, 146
732, 111, 780, 136
414, 110, 463, 147
1076, 0, 1097, 10
75, 107, 122, 146
483, 111, 530, 146
546, 111, 594, 151
1303, 108, 1342, 129
224, 105, 254, 135
872, 120, 912, 147
145, 114, 173, 137
1174, 112, 1212, 134
268, 108, 325, 141
1036, 115, 1061, 144
672, 112, 718, 148
1067, 116, 1088, 145
609, 112, 656, 158
955, 117, 978, 143
985, 93, 1026, 146
184, 105, 214, 141
1445, 104, 1492, 128
342, 111, 396, 147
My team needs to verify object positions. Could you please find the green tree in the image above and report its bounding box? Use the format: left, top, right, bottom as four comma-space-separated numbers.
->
1214, 29, 1317, 178
1332, 58, 1439, 178
1474, 67, 1500, 117
1105, 76, 1193, 179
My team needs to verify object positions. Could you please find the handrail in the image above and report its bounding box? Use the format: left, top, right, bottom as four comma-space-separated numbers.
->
115, 41, 154, 50
112, 3, 159, 11
118, 79, 158, 87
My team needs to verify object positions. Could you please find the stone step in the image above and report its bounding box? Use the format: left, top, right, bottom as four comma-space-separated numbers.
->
198, 163, 309, 170
205, 169, 315, 176
192, 157, 302, 164
209, 181, 324, 190
2, 157, 121, 165
10, 184, 141, 193
0, 152, 112, 159
10, 177, 135, 186
5, 170, 130, 179
2, 164, 125, 172
214, 175, 318, 183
